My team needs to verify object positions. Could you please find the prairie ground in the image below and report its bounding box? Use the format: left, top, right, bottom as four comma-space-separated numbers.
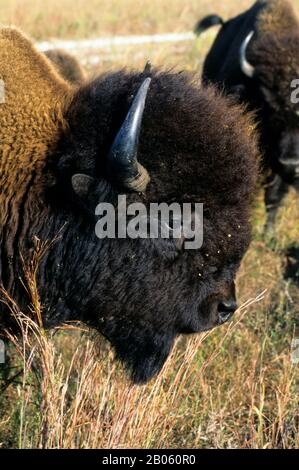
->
0, 0, 298, 449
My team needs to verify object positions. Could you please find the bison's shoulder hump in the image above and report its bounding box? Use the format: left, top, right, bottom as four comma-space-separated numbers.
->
0, 27, 72, 160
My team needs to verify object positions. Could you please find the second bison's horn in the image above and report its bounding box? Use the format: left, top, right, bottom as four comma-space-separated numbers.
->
240, 31, 255, 78
143, 60, 151, 74
107, 77, 151, 192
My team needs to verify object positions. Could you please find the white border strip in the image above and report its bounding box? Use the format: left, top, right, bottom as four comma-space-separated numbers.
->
37, 31, 195, 52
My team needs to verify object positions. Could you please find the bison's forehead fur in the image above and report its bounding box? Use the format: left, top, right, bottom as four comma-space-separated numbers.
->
62, 71, 259, 261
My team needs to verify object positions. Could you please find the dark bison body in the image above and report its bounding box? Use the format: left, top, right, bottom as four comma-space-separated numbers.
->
195, 0, 299, 230
0, 27, 258, 383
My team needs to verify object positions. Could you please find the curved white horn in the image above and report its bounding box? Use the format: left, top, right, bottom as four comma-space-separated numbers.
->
240, 31, 255, 78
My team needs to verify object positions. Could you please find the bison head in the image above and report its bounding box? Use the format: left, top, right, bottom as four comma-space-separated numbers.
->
45, 70, 259, 383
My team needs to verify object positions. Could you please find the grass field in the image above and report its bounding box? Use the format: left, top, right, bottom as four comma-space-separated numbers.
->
0, 0, 256, 39
0, 0, 298, 449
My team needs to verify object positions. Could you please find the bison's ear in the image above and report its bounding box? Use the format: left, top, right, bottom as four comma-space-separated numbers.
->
71, 79, 152, 213
72, 173, 116, 211
72, 174, 97, 199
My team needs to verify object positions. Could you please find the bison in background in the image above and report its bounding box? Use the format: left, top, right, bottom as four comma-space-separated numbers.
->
44, 49, 86, 85
195, 0, 299, 231
0, 27, 258, 383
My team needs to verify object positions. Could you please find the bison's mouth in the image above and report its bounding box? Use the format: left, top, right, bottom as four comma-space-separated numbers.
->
122, 299, 237, 383
180, 296, 237, 334
94, 291, 237, 384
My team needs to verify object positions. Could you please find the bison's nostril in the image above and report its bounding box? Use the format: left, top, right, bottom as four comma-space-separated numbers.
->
217, 300, 238, 324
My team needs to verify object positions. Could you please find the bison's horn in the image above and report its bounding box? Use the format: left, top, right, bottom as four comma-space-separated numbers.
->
143, 60, 151, 74
107, 78, 151, 192
240, 31, 255, 78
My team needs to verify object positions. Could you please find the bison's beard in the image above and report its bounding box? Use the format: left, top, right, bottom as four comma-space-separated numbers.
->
103, 325, 176, 384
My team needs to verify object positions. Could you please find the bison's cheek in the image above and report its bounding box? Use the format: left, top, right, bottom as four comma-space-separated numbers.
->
179, 303, 219, 334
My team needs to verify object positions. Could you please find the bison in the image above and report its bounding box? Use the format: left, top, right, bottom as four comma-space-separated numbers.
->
44, 49, 86, 85
195, 0, 299, 231
0, 27, 259, 383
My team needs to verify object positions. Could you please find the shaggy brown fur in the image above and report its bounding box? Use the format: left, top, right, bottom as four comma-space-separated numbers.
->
0, 27, 259, 383
257, 0, 298, 34
0, 28, 72, 292
44, 49, 86, 85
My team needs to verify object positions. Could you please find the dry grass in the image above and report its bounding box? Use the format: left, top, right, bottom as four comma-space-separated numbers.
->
0, 0, 299, 450
1, 0, 299, 41
1, 0, 299, 74
0, 0, 256, 40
